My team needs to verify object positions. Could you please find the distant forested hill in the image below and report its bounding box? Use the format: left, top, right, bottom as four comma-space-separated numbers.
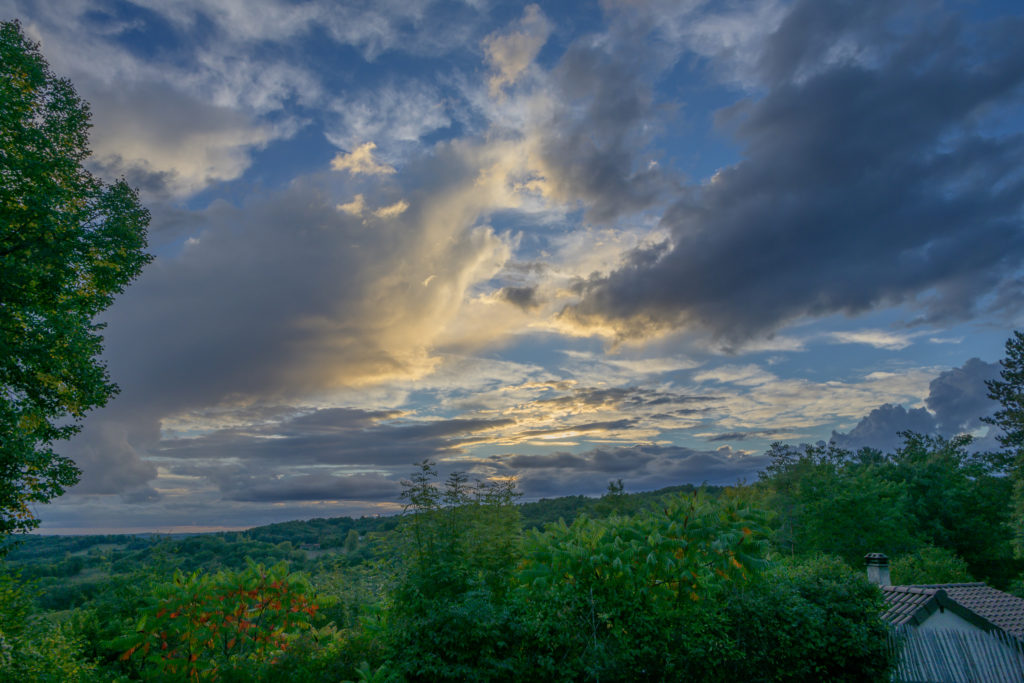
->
1, 482, 716, 611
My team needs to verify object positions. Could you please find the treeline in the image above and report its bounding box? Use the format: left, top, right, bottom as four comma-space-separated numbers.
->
1, 429, 1022, 680
757, 432, 1021, 588
0, 483, 718, 613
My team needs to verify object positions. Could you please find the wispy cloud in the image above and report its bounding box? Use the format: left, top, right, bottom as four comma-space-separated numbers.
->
483, 4, 552, 95
827, 329, 916, 350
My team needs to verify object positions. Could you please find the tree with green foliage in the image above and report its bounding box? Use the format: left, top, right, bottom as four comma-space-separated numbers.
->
983, 330, 1024, 556
881, 432, 1014, 583
343, 528, 360, 553
721, 555, 896, 682
515, 493, 769, 680
385, 462, 523, 681
0, 20, 152, 534
985, 331, 1024, 457
890, 546, 974, 585
0, 572, 98, 681
761, 442, 919, 563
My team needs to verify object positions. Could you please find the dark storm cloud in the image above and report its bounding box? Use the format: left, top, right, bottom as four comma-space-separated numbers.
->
705, 430, 785, 443
537, 32, 669, 222
62, 182, 386, 494
64, 409, 160, 494
568, 0, 1024, 340
60, 148, 505, 495
499, 285, 540, 310
503, 444, 770, 497
925, 358, 1000, 433
489, 444, 768, 499
830, 357, 1002, 452
157, 408, 514, 467
830, 404, 938, 453
223, 473, 402, 503
100, 183, 389, 411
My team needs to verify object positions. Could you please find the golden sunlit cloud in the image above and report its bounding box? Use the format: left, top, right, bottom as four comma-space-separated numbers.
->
373, 199, 409, 218
483, 4, 552, 96
337, 193, 366, 215
330, 141, 396, 175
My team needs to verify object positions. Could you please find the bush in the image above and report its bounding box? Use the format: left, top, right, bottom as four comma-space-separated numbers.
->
719, 555, 896, 682
0, 572, 98, 682
514, 493, 769, 680
115, 560, 331, 681
891, 546, 973, 585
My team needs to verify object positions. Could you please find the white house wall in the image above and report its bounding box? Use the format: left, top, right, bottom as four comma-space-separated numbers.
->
919, 609, 986, 634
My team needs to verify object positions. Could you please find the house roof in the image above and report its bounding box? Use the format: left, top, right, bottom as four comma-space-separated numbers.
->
882, 582, 1024, 640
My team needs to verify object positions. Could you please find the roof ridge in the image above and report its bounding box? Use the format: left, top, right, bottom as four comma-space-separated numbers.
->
883, 585, 940, 594
911, 582, 987, 588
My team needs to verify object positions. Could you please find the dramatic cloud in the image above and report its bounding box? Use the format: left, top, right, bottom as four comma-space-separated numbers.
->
830, 404, 939, 454
831, 358, 1002, 452
84, 81, 284, 197
567, 0, 1024, 340
527, 36, 668, 223
925, 358, 1001, 435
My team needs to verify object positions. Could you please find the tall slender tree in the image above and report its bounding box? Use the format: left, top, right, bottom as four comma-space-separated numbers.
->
983, 331, 1024, 555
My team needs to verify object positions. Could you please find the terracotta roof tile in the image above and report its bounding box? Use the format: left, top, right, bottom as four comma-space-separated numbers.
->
881, 585, 942, 626
911, 583, 1024, 640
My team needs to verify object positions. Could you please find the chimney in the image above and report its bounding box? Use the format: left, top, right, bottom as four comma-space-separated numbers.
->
864, 552, 890, 586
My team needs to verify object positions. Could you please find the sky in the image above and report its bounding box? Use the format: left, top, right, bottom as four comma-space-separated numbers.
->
5, 0, 1023, 534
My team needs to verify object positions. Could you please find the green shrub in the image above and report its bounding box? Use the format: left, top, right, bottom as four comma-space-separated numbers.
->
719, 555, 896, 682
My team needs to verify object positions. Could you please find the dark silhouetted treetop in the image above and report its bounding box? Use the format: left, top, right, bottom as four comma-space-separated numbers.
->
984, 330, 1024, 457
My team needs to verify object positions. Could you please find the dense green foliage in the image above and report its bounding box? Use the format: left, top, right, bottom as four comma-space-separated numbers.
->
720, 556, 893, 682
514, 493, 768, 680
0, 20, 152, 534
889, 546, 974, 585
115, 561, 324, 681
983, 330, 1024, 555
760, 432, 1018, 586
0, 572, 97, 681
1, 467, 908, 681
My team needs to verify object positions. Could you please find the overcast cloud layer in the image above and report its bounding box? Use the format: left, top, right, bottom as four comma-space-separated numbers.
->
3, 0, 1021, 533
